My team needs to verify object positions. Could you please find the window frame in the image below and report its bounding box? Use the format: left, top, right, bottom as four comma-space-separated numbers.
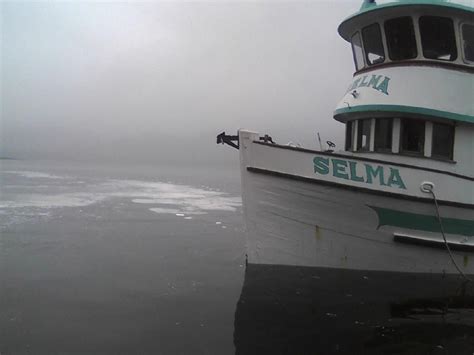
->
362, 23, 386, 66
431, 122, 455, 160
460, 22, 474, 64
374, 118, 393, 152
350, 16, 474, 73
384, 16, 418, 61
356, 118, 372, 152
351, 31, 366, 71
399, 118, 425, 156
348, 116, 456, 162
345, 121, 354, 151
419, 16, 458, 62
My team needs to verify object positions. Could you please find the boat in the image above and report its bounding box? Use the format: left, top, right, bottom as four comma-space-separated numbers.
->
221, 1, 474, 352
223, 1, 474, 352
219, 0, 474, 279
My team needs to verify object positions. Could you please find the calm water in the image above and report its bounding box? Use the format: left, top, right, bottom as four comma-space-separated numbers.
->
1, 160, 474, 354
0, 160, 245, 354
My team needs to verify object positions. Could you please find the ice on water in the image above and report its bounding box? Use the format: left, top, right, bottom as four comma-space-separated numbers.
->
0, 169, 241, 227
5, 170, 66, 180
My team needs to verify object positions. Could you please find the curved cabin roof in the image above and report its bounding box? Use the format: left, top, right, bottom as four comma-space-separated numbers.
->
339, 0, 474, 41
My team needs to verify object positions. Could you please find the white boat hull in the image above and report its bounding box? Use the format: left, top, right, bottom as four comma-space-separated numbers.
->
239, 130, 474, 275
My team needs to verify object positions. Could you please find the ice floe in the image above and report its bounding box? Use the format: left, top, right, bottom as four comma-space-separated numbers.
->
0, 172, 241, 225
0, 193, 105, 209
148, 207, 182, 215
4, 171, 66, 179
1, 176, 240, 210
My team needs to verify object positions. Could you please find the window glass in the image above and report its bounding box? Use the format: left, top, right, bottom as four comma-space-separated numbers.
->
345, 121, 353, 151
362, 23, 385, 65
351, 32, 365, 70
385, 17, 417, 60
432, 122, 454, 159
419, 16, 457, 61
357, 119, 372, 151
462, 23, 474, 62
401, 119, 425, 155
374, 118, 393, 151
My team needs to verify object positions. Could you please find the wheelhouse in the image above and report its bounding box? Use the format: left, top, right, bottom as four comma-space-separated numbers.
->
339, 3, 474, 71
335, 1, 473, 171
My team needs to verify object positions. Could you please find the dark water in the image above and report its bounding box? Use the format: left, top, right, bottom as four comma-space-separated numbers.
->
236, 264, 474, 355
0, 160, 244, 354
1, 160, 474, 354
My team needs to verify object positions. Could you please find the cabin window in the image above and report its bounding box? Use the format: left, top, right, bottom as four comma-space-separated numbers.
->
461, 23, 474, 62
400, 119, 425, 155
345, 121, 353, 151
374, 118, 393, 152
357, 119, 371, 151
384, 17, 417, 60
432, 122, 454, 160
419, 16, 457, 61
362, 23, 385, 65
351, 32, 365, 70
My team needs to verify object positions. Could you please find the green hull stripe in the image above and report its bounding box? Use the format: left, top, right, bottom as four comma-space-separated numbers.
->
369, 206, 474, 237
334, 105, 474, 124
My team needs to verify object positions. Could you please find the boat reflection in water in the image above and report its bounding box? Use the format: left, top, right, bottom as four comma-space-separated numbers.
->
234, 264, 474, 354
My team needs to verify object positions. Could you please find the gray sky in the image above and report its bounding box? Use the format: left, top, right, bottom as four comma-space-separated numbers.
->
1, 0, 360, 166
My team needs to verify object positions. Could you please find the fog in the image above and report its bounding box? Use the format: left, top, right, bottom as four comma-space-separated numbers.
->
1, 0, 360, 166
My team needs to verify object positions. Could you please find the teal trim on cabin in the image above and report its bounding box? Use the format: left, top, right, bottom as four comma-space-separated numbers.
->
355, 0, 474, 17
369, 205, 474, 237
334, 104, 474, 124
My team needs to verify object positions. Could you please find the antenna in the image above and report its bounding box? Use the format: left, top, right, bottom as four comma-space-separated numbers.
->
317, 132, 323, 151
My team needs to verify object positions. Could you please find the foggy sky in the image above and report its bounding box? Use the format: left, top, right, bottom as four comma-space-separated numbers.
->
1, 0, 360, 166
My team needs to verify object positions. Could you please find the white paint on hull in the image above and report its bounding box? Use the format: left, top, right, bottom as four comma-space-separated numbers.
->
239, 130, 474, 275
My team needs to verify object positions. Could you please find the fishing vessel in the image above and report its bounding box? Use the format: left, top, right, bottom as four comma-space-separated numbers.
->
226, 1, 474, 352
219, 0, 473, 278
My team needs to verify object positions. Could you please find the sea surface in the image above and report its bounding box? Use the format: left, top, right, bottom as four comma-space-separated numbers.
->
0, 160, 245, 354
1, 159, 474, 355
